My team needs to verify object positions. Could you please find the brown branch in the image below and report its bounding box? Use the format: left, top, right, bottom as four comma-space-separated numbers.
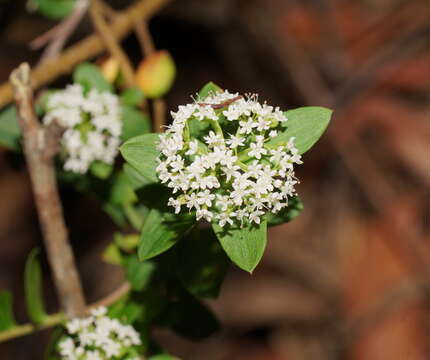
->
90, 0, 136, 88
9, 63, 86, 318
134, 20, 156, 55
32, 0, 89, 64
0, 0, 171, 108
91, 282, 131, 308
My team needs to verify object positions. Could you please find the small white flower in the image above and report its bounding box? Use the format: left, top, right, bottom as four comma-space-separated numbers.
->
43, 84, 122, 174
249, 210, 265, 224
248, 142, 267, 159
157, 90, 302, 227
217, 212, 236, 227
91, 306, 107, 318
186, 140, 199, 155
226, 134, 245, 148
59, 306, 142, 360
196, 208, 213, 222
204, 131, 224, 147
195, 105, 218, 121
238, 119, 256, 134
168, 197, 182, 214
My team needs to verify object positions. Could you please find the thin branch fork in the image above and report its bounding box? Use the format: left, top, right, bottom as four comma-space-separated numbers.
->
0, 0, 171, 108
31, 0, 90, 64
9, 63, 86, 318
90, 0, 136, 88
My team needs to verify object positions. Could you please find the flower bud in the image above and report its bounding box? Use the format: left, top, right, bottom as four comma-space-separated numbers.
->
136, 50, 176, 98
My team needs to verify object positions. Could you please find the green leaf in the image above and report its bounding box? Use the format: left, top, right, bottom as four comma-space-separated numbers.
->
120, 133, 160, 186
103, 203, 128, 228
32, 0, 76, 19
160, 286, 219, 340
269, 107, 332, 154
0, 291, 17, 331
114, 232, 139, 251
212, 219, 267, 273
73, 63, 113, 93
139, 209, 195, 261
267, 197, 304, 227
198, 82, 222, 99
44, 326, 64, 360
123, 163, 148, 191
102, 242, 123, 265
176, 228, 229, 298
0, 106, 21, 151
24, 249, 47, 324
149, 355, 179, 360
121, 105, 151, 142
125, 255, 156, 291
118, 301, 143, 324
109, 172, 137, 205
90, 161, 113, 179
120, 87, 145, 106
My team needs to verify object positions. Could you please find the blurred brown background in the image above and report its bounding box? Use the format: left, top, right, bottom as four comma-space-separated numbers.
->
1, 0, 430, 359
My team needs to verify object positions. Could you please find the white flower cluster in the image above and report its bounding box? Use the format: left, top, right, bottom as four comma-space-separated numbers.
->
156, 90, 303, 227
58, 307, 141, 360
43, 84, 122, 174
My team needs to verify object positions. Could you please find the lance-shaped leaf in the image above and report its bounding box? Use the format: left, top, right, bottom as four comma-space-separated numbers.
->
269, 106, 332, 154
24, 249, 47, 325
120, 87, 145, 107
198, 82, 222, 99
149, 355, 179, 360
212, 219, 267, 273
0, 106, 21, 151
176, 228, 229, 298
125, 255, 156, 291
32, 0, 75, 19
0, 291, 17, 331
121, 105, 151, 142
139, 209, 195, 261
158, 284, 219, 340
73, 62, 113, 93
120, 133, 160, 186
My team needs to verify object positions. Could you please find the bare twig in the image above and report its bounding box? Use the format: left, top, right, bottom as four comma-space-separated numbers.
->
90, 0, 136, 88
32, 0, 90, 64
9, 63, 86, 318
0, 0, 171, 108
134, 20, 156, 55
91, 282, 131, 308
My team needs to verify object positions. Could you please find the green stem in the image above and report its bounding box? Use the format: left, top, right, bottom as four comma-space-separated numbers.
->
0, 313, 64, 343
208, 119, 224, 138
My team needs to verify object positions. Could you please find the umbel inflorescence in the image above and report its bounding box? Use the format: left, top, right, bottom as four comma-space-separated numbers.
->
43, 84, 122, 174
156, 90, 303, 227
58, 307, 142, 360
